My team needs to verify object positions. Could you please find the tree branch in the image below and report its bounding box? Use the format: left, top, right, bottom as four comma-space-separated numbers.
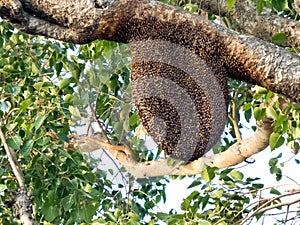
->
0, 123, 33, 225
194, 0, 300, 47
239, 189, 300, 224
72, 118, 273, 177
0, 0, 300, 103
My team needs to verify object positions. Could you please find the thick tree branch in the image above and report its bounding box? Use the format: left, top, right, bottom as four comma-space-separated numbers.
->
194, 0, 300, 47
0, 0, 300, 103
73, 118, 273, 177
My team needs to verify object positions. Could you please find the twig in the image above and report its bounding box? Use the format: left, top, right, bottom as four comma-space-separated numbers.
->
284, 205, 289, 225
228, 88, 242, 141
238, 190, 300, 224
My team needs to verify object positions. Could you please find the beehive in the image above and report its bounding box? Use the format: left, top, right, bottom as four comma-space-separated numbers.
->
125, 17, 229, 161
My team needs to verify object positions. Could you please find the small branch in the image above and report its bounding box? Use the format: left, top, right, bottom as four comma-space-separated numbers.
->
0, 124, 24, 188
238, 189, 300, 224
0, 123, 34, 225
284, 205, 289, 225
228, 89, 242, 141
73, 118, 273, 177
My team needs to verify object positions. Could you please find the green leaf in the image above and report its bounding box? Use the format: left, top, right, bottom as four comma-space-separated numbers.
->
272, 33, 287, 45
20, 99, 33, 110
227, 0, 236, 11
243, 103, 252, 111
10, 33, 19, 44
277, 113, 288, 127
211, 189, 224, 198
272, 0, 287, 12
230, 170, 244, 181
43, 205, 59, 222
62, 195, 75, 211
156, 212, 170, 221
183, 3, 198, 13
33, 81, 52, 91
35, 113, 46, 130
181, 197, 191, 210
269, 132, 285, 150
244, 108, 252, 123
69, 105, 81, 119
188, 179, 201, 188
64, 94, 74, 104
113, 121, 123, 140
129, 113, 140, 127
254, 107, 266, 120
21, 139, 34, 156
270, 188, 281, 195
6, 135, 22, 150
256, 0, 264, 14
201, 166, 218, 182
59, 78, 71, 89
31, 62, 40, 75
266, 106, 278, 120
107, 212, 117, 222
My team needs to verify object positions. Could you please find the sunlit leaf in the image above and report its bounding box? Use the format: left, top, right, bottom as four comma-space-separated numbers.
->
269, 132, 285, 150
201, 166, 217, 182
230, 170, 244, 181
69, 105, 81, 119
266, 106, 278, 120
254, 107, 266, 120
227, 0, 236, 11
35, 113, 47, 130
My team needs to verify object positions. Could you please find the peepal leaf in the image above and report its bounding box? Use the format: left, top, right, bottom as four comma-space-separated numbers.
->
35, 113, 47, 130
6, 135, 22, 150
269, 132, 285, 150
230, 170, 244, 180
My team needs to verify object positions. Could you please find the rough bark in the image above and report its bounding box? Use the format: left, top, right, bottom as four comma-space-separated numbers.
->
74, 118, 273, 177
194, 0, 300, 47
0, 0, 300, 103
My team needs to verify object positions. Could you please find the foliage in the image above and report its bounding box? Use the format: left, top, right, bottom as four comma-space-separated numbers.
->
0, 0, 300, 224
